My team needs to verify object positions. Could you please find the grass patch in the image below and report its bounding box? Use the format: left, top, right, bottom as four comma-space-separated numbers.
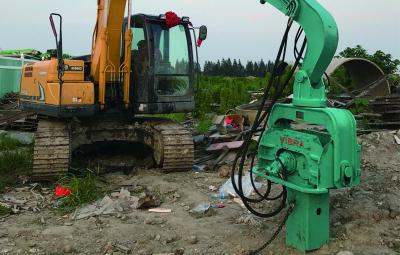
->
149, 113, 187, 122
350, 98, 369, 115
0, 204, 11, 216
0, 134, 25, 151
196, 115, 213, 134
0, 136, 32, 191
56, 171, 103, 212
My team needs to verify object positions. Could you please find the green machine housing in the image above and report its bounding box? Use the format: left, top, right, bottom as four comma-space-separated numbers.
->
254, 0, 361, 252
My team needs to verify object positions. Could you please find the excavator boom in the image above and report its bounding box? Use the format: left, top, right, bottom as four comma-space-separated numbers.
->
91, 0, 132, 108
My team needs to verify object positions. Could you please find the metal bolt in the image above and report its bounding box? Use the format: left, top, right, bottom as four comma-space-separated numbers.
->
344, 166, 353, 178
295, 71, 307, 83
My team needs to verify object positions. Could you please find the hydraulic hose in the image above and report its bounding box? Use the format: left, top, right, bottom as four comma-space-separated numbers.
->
231, 19, 307, 218
247, 34, 307, 200
230, 19, 292, 207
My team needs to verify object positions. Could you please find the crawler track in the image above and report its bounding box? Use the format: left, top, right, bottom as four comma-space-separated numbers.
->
31, 119, 194, 180
32, 120, 70, 181
153, 122, 194, 172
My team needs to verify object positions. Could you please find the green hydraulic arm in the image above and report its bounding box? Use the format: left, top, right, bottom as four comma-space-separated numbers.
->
261, 0, 338, 107
252, 0, 361, 252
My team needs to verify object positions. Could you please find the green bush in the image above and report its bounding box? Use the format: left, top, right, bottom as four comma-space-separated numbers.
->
195, 72, 293, 119
196, 115, 213, 134
195, 76, 267, 117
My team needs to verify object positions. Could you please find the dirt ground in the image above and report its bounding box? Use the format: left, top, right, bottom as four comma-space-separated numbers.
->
0, 131, 400, 255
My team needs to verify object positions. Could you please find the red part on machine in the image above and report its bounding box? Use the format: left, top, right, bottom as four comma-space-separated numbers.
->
165, 11, 180, 29
197, 38, 203, 47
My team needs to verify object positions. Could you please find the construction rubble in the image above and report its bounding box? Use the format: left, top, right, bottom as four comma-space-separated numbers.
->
0, 127, 399, 254
0, 77, 400, 254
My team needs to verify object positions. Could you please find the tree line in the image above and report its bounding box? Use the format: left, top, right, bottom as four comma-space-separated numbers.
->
202, 46, 399, 80
203, 59, 275, 77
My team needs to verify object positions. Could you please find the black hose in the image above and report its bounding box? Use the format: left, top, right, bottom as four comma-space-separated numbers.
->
250, 37, 306, 213
248, 205, 294, 255
294, 27, 305, 61
230, 19, 292, 206
239, 39, 305, 217
230, 20, 307, 218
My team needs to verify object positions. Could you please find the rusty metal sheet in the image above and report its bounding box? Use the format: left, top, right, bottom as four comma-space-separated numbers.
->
206, 141, 244, 152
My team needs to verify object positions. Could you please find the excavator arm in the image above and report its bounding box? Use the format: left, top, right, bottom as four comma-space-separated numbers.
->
90, 0, 132, 109
261, 0, 338, 107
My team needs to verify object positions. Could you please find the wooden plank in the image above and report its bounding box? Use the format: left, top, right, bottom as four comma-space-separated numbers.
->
148, 208, 172, 213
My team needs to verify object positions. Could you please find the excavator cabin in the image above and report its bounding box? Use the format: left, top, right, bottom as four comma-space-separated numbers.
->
126, 14, 198, 114
20, 12, 206, 117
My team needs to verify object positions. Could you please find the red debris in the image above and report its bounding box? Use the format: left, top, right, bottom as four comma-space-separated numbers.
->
225, 117, 234, 125
55, 186, 72, 197
217, 202, 225, 208
224, 115, 243, 130
165, 11, 180, 29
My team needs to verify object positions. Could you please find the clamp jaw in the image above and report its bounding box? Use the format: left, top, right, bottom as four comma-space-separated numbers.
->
253, 105, 361, 252
255, 106, 361, 192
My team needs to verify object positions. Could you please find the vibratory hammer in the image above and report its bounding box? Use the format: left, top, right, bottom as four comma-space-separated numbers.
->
252, 0, 361, 252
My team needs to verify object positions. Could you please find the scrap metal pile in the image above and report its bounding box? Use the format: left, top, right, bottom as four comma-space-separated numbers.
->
326, 58, 400, 131
0, 93, 37, 131
331, 90, 400, 132
365, 95, 400, 128
194, 113, 247, 172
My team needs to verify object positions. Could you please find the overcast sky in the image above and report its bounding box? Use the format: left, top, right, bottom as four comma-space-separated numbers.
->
1, 0, 399, 64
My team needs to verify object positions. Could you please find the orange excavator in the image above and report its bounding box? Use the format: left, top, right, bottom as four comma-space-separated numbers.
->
19, 0, 207, 180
